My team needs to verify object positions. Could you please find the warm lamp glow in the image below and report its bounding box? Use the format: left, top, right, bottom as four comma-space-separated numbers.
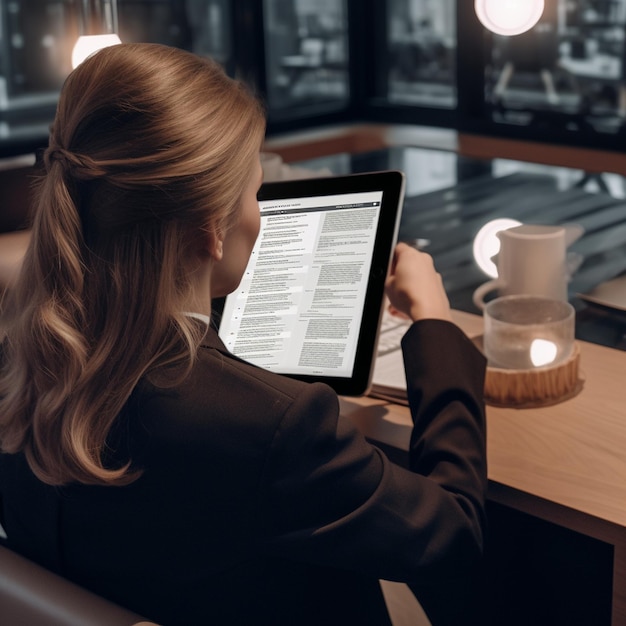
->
475, 0, 545, 36
472, 218, 522, 278
530, 338, 558, 367
71, 33, 121, 68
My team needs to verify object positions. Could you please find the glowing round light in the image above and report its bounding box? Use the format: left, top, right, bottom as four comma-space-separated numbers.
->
71, 34, 122, 69
530, 338, 558, 367
472, 218, 522, 278
475, 0, 545, 36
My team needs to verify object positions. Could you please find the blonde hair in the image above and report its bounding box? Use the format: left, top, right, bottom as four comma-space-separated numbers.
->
0, 43, 265, 486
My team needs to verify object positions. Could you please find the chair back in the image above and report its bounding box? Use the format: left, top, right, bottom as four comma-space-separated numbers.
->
0, 545, 158, 626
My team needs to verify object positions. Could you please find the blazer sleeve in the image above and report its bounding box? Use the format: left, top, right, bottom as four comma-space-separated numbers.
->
255, 318, 487, 586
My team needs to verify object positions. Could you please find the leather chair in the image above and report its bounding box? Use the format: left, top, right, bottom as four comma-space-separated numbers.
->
0, 545, 159, 626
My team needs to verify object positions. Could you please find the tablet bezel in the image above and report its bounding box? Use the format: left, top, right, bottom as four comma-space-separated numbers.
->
218, 170, 405, 396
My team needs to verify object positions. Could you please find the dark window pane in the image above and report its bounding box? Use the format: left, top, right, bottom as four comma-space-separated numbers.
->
484, 0, 626, 139
0, 1, 73, 104
185, 0, 232, 64
386, 0, 456, 108
262, 0, 349, 115
0, 0, 237, 155
0, 0, 75, 152
118, 1, 192, 49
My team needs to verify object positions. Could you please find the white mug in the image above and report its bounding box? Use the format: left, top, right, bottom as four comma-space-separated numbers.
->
473, 223, 583, 310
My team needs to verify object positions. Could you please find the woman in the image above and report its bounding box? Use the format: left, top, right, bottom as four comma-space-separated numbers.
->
0, 43, 487, 625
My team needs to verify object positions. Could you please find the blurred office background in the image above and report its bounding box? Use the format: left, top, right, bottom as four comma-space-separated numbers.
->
2, 0, 626, 157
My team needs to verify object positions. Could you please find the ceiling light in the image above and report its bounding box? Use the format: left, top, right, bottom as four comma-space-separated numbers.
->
475, 0, 545, 36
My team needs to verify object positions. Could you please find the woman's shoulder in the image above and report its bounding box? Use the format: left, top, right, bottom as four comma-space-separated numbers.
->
130, 331, 328, 448
143, 324, 310, 400
197, 338, 310, 401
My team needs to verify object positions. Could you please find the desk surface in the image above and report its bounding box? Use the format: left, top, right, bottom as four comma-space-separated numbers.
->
344, 309, 626, 529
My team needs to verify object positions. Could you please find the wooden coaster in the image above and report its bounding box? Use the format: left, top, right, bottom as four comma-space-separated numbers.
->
472, 336, 584, 408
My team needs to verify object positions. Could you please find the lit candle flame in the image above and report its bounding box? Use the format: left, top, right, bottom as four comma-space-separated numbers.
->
530, 338, 557, 367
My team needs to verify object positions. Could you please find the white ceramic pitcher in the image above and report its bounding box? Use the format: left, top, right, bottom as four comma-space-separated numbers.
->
473, 223, 584, 310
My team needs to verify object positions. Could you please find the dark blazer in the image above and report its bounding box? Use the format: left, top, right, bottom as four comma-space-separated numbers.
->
0, 319, 487, 626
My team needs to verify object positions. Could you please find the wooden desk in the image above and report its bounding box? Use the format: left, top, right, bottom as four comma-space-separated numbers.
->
342, 309, 626, 625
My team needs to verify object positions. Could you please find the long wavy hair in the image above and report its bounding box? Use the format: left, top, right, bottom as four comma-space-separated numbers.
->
0, 43, 265, 486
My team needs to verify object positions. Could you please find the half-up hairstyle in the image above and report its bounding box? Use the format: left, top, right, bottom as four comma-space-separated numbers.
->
0, 43, 266, 486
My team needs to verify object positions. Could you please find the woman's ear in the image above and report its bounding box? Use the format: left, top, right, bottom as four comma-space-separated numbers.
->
209, 230, 224, 261
200, 227, 223, 261
212, 237, 224, 261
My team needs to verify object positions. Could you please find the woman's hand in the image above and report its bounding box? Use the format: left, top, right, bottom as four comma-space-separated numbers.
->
385, 242, 452, 323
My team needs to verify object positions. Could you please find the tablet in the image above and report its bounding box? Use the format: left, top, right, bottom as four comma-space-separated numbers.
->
217, 170, 405, 396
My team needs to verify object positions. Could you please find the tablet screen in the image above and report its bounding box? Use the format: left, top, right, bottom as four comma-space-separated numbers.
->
218, 171, 405, 395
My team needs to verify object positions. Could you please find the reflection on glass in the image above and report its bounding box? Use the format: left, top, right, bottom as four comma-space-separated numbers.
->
0, 0, 74, 144
262, 0, 349, 113
387, 0, 456, 108
0, 0, 234, 151
117, 1, 191, 49
397, 146, 457, 195
118, 0, 232, 65
485, 0, 626, 137
0, 1, 72, 106
185, 0, 232, 65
